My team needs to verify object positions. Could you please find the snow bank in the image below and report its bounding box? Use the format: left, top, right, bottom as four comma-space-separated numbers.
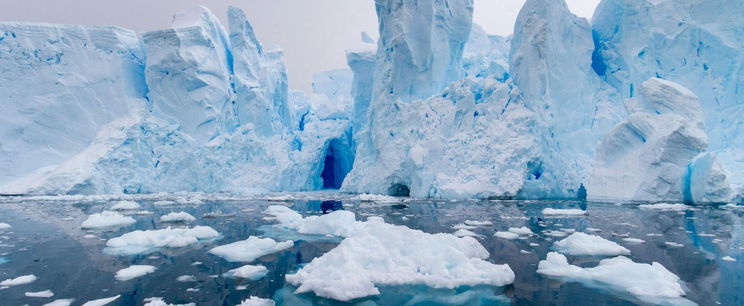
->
285, 213, 514, 301
0, 274, 37, 286
115, 265, 156, 281
537, 252, 687, 304
81, 295, 120, 306
81, 211, 136, 228
160, 212, 196, 223
224, 265, 268, 280
553, 232, 630, 256
209, 236, 293, 262
105, 226, 220, 255
542, 208, 586, 216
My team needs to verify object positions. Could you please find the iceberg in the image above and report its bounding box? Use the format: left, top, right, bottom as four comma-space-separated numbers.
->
553, 232, 631, 256
0, 274, 37, 286
587, 78, 708, 202
238, 296, 275, 306
537, 252, 689, 304
160, 212, 196, 223
105, 226, 220, 255
224, 264, 269, 280
115, 265, 156, 281
80, 211, 136, 229
81, 295, 120, 306
25, 290, 54, 298
687, 149, 744, 204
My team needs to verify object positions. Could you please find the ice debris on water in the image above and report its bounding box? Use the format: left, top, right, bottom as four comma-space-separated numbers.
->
209, 236, 293, 262
553, 232, 630, 256
81, 211, 136, 228
115, 265, 156, 281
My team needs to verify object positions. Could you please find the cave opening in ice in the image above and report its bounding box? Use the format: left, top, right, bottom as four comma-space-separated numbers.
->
388, 183, 410, 197
320, 139, 354, 189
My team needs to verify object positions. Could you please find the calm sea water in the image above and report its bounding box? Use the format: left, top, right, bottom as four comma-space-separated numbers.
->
0, 195, 741, 305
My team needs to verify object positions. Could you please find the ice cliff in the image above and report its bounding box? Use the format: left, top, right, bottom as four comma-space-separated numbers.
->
0, 1, 742, 204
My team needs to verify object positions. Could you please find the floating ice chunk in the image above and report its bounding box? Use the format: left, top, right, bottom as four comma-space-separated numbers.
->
358, 194, 400, 202
544, 231, 569, 237
143, 297, 195, 306
238, 296, 275, 306
721, 256, 736, 262
0, 274, 37, 286
209, 236, 293, 262
286, 216, 514, 301
105, 226, 220, 255
537, 252, 687, 304
82, 295, 120, 306
553, 233, 630, 256
494, 231, 520, 240
110, 201, 141, 210
267, 195, 295, 202
508, 227, 534, 235
638, 204, 690, 211
585, 228, 601, 232
453, 229, 479, 237
542, 208, 586, 216
176, 275, 197, 282
25, 290, 54, 297
452, 223, 477, 230
115, 265, 156, 281
160, 212, 196, 223
135, 210, 154, 215
81, 211, 136, 229
43, 299, 75, 306
0, 223, 11, 229
665, 242, 684, 248
224, 264, 268, 280
464, 220, 492, 226
153, 200, 176, 206
622, 238, 646, 244
264, 205, 362, 237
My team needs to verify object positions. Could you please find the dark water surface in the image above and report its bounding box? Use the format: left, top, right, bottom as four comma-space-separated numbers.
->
0, 195, 741, 305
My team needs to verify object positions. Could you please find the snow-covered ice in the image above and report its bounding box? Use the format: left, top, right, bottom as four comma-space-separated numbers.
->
209, 236, 293, 262
638, 204, 690, 211
0, 223, 11, 229
43, 299, 75, 306
115, 265, 156, 281
508, 227, 534, 235
143, 297, 195, 306
537, 252, 688, 304
453, 229, 480, 237
553, 232, 630, 256
81, 295, 120, 306
238, 296, 275, 306
110, 201, 141, 210
105, 226, 220, 255
81, 211, 136, 228
224, 264, 269, 280
25, 290, 54, 297
1, 274, 37, 286
160, 212, 196, 223
494, 231, 520, 240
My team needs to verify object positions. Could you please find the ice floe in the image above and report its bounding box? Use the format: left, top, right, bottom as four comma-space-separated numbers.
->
43, 299, 75, 306
0, 223, 11, 229
160, 212, 196, 223
493, 231, 520, 240
209, 236, 293, 262
224, 264, 269, 280
81, 211, 136, 228
638, 204, 690, 211
264, 205, 362, 237
238, 296, 275, 306
81, 295, 120, 306
553, 232, 630, 256
358, 193, 400, 202
0, 274, 37, 286
176, 275, 197, 282
115, 265, 156, 281
285, 213, 514, 301
110, 200, 141, 210
105, 226, 220, 255
542, 208, 586, 216
25, 290, 54, 297
464, 220, 493, 226
622, 238, 646, 244
537, 252, 688, 304
453, 229, 480, 237
508, 227, 534, 235
143, 297, 195, 306
721, 256, 737, 262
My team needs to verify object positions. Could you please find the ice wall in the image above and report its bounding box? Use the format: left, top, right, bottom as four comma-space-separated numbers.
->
510, 0, 624, 198
0, 23, 147, 187
593, 0, 744, 151
587, 78, 708, 202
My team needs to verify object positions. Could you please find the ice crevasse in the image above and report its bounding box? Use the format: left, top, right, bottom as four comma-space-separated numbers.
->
0, 0, 742, 204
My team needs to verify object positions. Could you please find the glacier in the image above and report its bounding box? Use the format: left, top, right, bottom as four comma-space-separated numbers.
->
0, 0, 743, 205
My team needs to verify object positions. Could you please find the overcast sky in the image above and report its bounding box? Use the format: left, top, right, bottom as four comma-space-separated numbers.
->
0, 0, 600, 93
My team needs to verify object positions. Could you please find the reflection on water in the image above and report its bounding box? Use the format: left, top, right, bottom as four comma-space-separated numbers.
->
0, 196, 741, 305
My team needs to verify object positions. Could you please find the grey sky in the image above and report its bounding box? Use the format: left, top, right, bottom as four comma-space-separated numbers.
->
0, 0, 600, 93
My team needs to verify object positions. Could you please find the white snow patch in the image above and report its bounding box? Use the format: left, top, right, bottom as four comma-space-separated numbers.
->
537, 252, 688, 304
0, 274, 37, 286
553, 233, 630, 256
115, 265, 156, 281
81, 211, 136, 228
160, 212, 196, 223
105, 226, 220, 255
209, 236, 293, 262
82, 295, 120, 306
